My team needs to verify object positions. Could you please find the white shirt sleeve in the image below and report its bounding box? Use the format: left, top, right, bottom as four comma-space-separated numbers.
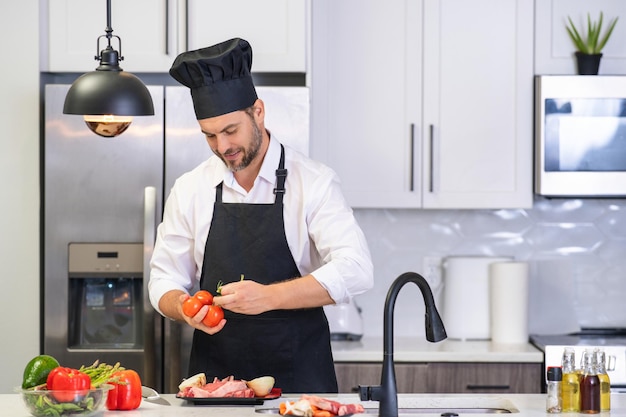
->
148, 140, 374, 315
290, 155, 374, 304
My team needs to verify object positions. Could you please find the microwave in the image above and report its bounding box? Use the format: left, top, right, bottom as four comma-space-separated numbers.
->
535, 75, 626, 197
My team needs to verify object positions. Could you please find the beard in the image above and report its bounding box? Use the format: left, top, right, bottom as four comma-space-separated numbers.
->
215, 118, 263, 172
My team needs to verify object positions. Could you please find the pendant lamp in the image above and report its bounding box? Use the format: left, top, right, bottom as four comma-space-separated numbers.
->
63, 0, 154, 138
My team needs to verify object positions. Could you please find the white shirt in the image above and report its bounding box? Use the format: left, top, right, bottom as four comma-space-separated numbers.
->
148, 137, 373, 315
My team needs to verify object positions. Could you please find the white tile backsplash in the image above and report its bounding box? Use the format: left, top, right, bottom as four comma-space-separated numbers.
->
352, 197, 626, 339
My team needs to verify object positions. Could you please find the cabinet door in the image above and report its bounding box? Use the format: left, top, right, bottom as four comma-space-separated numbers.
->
535, 0, 626, 75
427, 363, 542, 393
334, 363, 429, 394
310, 0, 423, 208
46, 0, 181, 72
186, 0, 306, 72
421, 0, 533, 209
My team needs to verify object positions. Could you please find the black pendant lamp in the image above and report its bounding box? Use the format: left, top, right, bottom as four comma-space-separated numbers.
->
63, 0, 154, 138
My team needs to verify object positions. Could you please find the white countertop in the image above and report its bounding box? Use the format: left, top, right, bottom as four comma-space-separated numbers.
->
4, 392, 626, 417
331, 337, 543, 363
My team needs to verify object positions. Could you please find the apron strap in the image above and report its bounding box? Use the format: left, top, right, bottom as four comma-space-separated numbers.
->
273, 145, 287, 205
215, 182, 224, 203
216, 145, 286, 204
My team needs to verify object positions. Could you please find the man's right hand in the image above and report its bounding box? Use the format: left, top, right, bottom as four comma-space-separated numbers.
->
178, 293, 227, 334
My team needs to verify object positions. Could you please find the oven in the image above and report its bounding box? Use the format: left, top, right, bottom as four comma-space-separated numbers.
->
530, 329, 626, 393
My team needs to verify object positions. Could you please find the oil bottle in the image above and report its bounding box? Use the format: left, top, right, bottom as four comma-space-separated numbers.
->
561, 347, 580, 412
580, 349, 600, 414
595, 348, 611, 412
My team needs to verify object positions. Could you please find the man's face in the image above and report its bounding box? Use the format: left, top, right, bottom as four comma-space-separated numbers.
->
199, 107, 263, 172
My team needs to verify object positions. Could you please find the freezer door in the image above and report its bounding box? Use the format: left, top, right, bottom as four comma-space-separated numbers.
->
43, 84, 165, 390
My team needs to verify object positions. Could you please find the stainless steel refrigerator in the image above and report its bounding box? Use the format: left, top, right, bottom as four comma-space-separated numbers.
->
43, 83, 309, 393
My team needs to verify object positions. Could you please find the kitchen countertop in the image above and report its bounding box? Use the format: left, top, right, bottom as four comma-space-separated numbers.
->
4, 392, 626, 417
331, 337, 543, 363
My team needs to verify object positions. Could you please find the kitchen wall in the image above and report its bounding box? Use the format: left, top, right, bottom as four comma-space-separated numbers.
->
352, 198, 626, 339
0, 0, 40, 394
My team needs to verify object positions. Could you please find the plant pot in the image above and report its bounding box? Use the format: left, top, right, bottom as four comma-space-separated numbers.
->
575, 52, 602, 75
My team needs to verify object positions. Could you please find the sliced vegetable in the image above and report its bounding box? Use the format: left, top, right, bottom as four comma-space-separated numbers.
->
246, 376, 275, 396
178, 372, 207, 391
106, 369, 142, 410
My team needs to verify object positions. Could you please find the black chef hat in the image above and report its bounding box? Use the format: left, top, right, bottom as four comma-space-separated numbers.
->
169, 38, 258, 119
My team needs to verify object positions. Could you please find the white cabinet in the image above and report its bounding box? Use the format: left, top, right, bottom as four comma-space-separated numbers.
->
535, 0, 626, 75
44, 0, 306, 73
421, 0, 533, 208
310, 0, 533, 209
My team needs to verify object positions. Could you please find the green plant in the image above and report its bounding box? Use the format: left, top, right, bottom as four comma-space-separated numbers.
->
566, 12, 618, 55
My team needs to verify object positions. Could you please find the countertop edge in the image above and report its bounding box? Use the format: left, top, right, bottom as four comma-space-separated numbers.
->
331, 337, 544, 363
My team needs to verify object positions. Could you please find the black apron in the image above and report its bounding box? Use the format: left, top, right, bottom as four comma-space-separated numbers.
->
188, 145, 337, 393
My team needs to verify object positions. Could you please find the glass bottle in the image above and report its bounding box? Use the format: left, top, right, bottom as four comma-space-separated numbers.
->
546, 366, 563, 413
561, 347, 580, 412
580, 349, 600, 414
595, 349, 611, 412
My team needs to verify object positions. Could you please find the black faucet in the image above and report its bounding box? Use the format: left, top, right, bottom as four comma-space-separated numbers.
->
358, 272, 447, 417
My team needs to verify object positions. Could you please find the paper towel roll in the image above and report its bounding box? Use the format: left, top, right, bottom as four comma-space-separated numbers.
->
442, 256, 511, 340
489, 262, 529, 344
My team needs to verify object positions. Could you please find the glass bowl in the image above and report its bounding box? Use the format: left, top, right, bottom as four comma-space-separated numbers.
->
16, 384, 113, 417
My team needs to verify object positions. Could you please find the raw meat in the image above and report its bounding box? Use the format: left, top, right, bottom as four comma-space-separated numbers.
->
178, 375, 255, 398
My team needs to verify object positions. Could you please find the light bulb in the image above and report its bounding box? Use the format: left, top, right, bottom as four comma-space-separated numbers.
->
83, 115, 133, 138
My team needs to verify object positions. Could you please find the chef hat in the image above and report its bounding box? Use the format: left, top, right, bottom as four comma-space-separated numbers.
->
169, 38, 258, 119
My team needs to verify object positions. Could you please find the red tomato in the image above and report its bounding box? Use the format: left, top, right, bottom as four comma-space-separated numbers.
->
46, 367, 91, 403
202, 305, 224, 327
194, 290, 213, 305
182, 296, 203, 317
106, 369, 142, 410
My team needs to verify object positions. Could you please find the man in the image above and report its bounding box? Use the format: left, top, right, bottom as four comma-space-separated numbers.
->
148, 38, 373, 393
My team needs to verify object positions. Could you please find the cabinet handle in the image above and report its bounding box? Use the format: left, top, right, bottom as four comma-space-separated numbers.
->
410, 123, 415, 192
466, 384, 510, 391
429, 124, 434, 193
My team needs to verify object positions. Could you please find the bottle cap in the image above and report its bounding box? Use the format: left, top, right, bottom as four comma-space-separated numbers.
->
547, 366, 562, 381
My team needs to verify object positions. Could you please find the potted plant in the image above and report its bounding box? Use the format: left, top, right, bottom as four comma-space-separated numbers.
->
566, 11, 618, 75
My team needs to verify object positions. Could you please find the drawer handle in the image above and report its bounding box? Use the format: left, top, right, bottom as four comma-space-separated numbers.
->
466, 384, 510, 391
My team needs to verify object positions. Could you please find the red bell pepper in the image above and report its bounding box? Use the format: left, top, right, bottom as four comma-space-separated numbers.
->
46, 367, 91, 403
106, 369, 142, 410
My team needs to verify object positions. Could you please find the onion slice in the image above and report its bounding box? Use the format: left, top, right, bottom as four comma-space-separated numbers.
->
246, 376, 275, 396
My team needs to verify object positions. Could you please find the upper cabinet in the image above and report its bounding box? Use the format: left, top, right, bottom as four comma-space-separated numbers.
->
535, 0, 626, 75
44, 0, 306, 73
310, 0, 533, 209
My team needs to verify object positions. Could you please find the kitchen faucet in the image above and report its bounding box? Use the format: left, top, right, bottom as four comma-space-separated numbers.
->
358, 272, 447, 417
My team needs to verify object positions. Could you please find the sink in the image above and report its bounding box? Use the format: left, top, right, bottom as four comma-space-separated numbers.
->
257, 408, 511, 415
255, 397, 519, 415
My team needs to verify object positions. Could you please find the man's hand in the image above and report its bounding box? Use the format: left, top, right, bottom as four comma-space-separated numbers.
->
178, 293, 227, 334
159, 290, 226, 334
214, 275, 334, 314
214, 280, 273, 315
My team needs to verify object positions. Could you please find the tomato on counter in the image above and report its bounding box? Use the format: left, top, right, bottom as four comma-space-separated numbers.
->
106, 369, 142, 410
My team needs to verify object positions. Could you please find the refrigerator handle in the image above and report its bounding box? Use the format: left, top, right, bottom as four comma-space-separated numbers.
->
143, 186, 157, 261
142, 186, 160, 389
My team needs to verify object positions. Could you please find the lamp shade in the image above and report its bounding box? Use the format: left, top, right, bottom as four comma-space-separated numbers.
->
63, 70, 155, 116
